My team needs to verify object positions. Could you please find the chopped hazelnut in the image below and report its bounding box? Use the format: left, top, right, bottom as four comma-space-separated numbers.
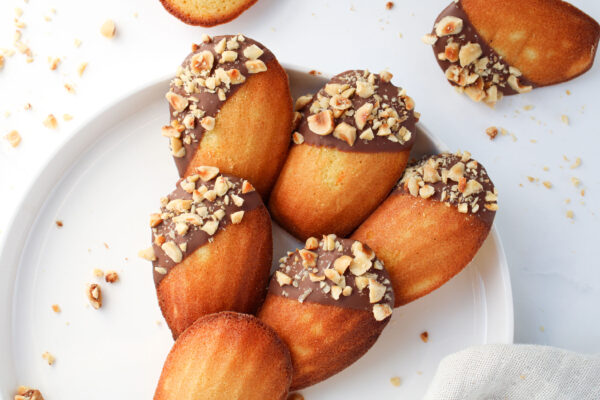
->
100, 19, 116, 39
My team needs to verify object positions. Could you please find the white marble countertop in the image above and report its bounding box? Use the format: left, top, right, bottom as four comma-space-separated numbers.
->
0, 0, 598, 354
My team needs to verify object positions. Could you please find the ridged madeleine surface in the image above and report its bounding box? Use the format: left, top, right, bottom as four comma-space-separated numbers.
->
352, 193, 490, 307
159, 0, 258, 27
154, 312, 292, 400
269, 144, 409, 241
157, 207, 272, 338
259, 295, 387, 390
461, 0, 600, 86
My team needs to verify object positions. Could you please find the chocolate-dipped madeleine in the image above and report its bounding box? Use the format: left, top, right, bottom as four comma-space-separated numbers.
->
423, 0, 600, 105
258, 236, 394, 390
154, 312, 292, 400
141, 167, 272, 338
164, 34, 293, 198
269, 70, 418, 241
352, 151, 497, 307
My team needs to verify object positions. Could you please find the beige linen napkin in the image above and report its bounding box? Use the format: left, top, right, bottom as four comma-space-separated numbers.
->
424, 344, 600, 400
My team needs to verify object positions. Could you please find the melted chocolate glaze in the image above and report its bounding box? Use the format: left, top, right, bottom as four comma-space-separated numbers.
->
168, 35, 276, 176
268, 237, 394, 314
151, 173, 263, 286
395, 152, 497, 226
432, 1, 536, 95
298, 70, 417, 153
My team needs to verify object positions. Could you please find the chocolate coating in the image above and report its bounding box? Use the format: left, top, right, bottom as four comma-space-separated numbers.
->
432, 1, 536, 96
151, 172, 262, 285
297, 70, 417, 153
395, 152, 497, 226
168, 35, 276, 176
268, 237, 394, 316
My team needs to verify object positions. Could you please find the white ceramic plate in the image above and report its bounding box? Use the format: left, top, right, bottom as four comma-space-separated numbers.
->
0, 66, 512, 400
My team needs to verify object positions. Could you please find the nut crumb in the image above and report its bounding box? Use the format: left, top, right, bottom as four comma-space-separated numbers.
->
15, 386, 44, 400
77, 62, 88, 77
566, 210, 574, 219
561, 115, 569, 125
48, 57, 60, 70
64, 83, 76, 94
55, 220, 63, 227
43, 114, 58, 129
4, 130, 21, 147
100, 19, 116, 38
390, 376, 402, 387
105, 271, 119, 283
420, 331, 429, 343
51, 304, 60, 313
485, 126, 498, 140
386, 2, 394, 9
569, 157, 581, 169
93, 268, 104, 278
41, 351, 55, 365
522, 105, 534, 111
542, 181, 552, 189
87, 283, 102, 309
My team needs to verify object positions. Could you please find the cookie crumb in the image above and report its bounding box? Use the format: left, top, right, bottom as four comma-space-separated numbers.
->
105, 271, 119, 283
485, 126, 498, 140
571, 177, 580, 187
542, 181, 552, 189
55, 220, 63, 227
386, 2, 394, 9
63, 114, 73, 121
522, 105, 534, 111
100, 19, 116, 39
51, 304, 61, 313
43, 114, 58, 129
93, 268, 104, 278
390, 376, 402, 387
561, 115, 569, 125
4, 130, 21, 147
41, 351, 55, 365
566, 90, 571, 95
420, 331, 429, 343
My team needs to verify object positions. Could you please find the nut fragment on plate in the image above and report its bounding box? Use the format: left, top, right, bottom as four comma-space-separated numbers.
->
42, 114, 58, 129
420, 331, 429, 343
87, 283, 102, 309
14, 386, 44, 400
4, 130, 21, 147
100, 19, 116, 38
105, 271, 119, 283
41, 351, 55, 365
485, 126, 498, 140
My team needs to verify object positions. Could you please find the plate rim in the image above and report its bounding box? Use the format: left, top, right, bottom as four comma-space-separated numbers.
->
0, 64, 514, 391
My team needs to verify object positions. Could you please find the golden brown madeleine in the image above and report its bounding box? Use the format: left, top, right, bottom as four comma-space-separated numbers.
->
352, 151, 498, 307
164, 34, 293, 198
259, 236, 394, 390
141, 167, 272, 338
154, 312, 292, 400
423, 0, 600, 105
269, 70, 418, 241
159, 0, 258, 27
